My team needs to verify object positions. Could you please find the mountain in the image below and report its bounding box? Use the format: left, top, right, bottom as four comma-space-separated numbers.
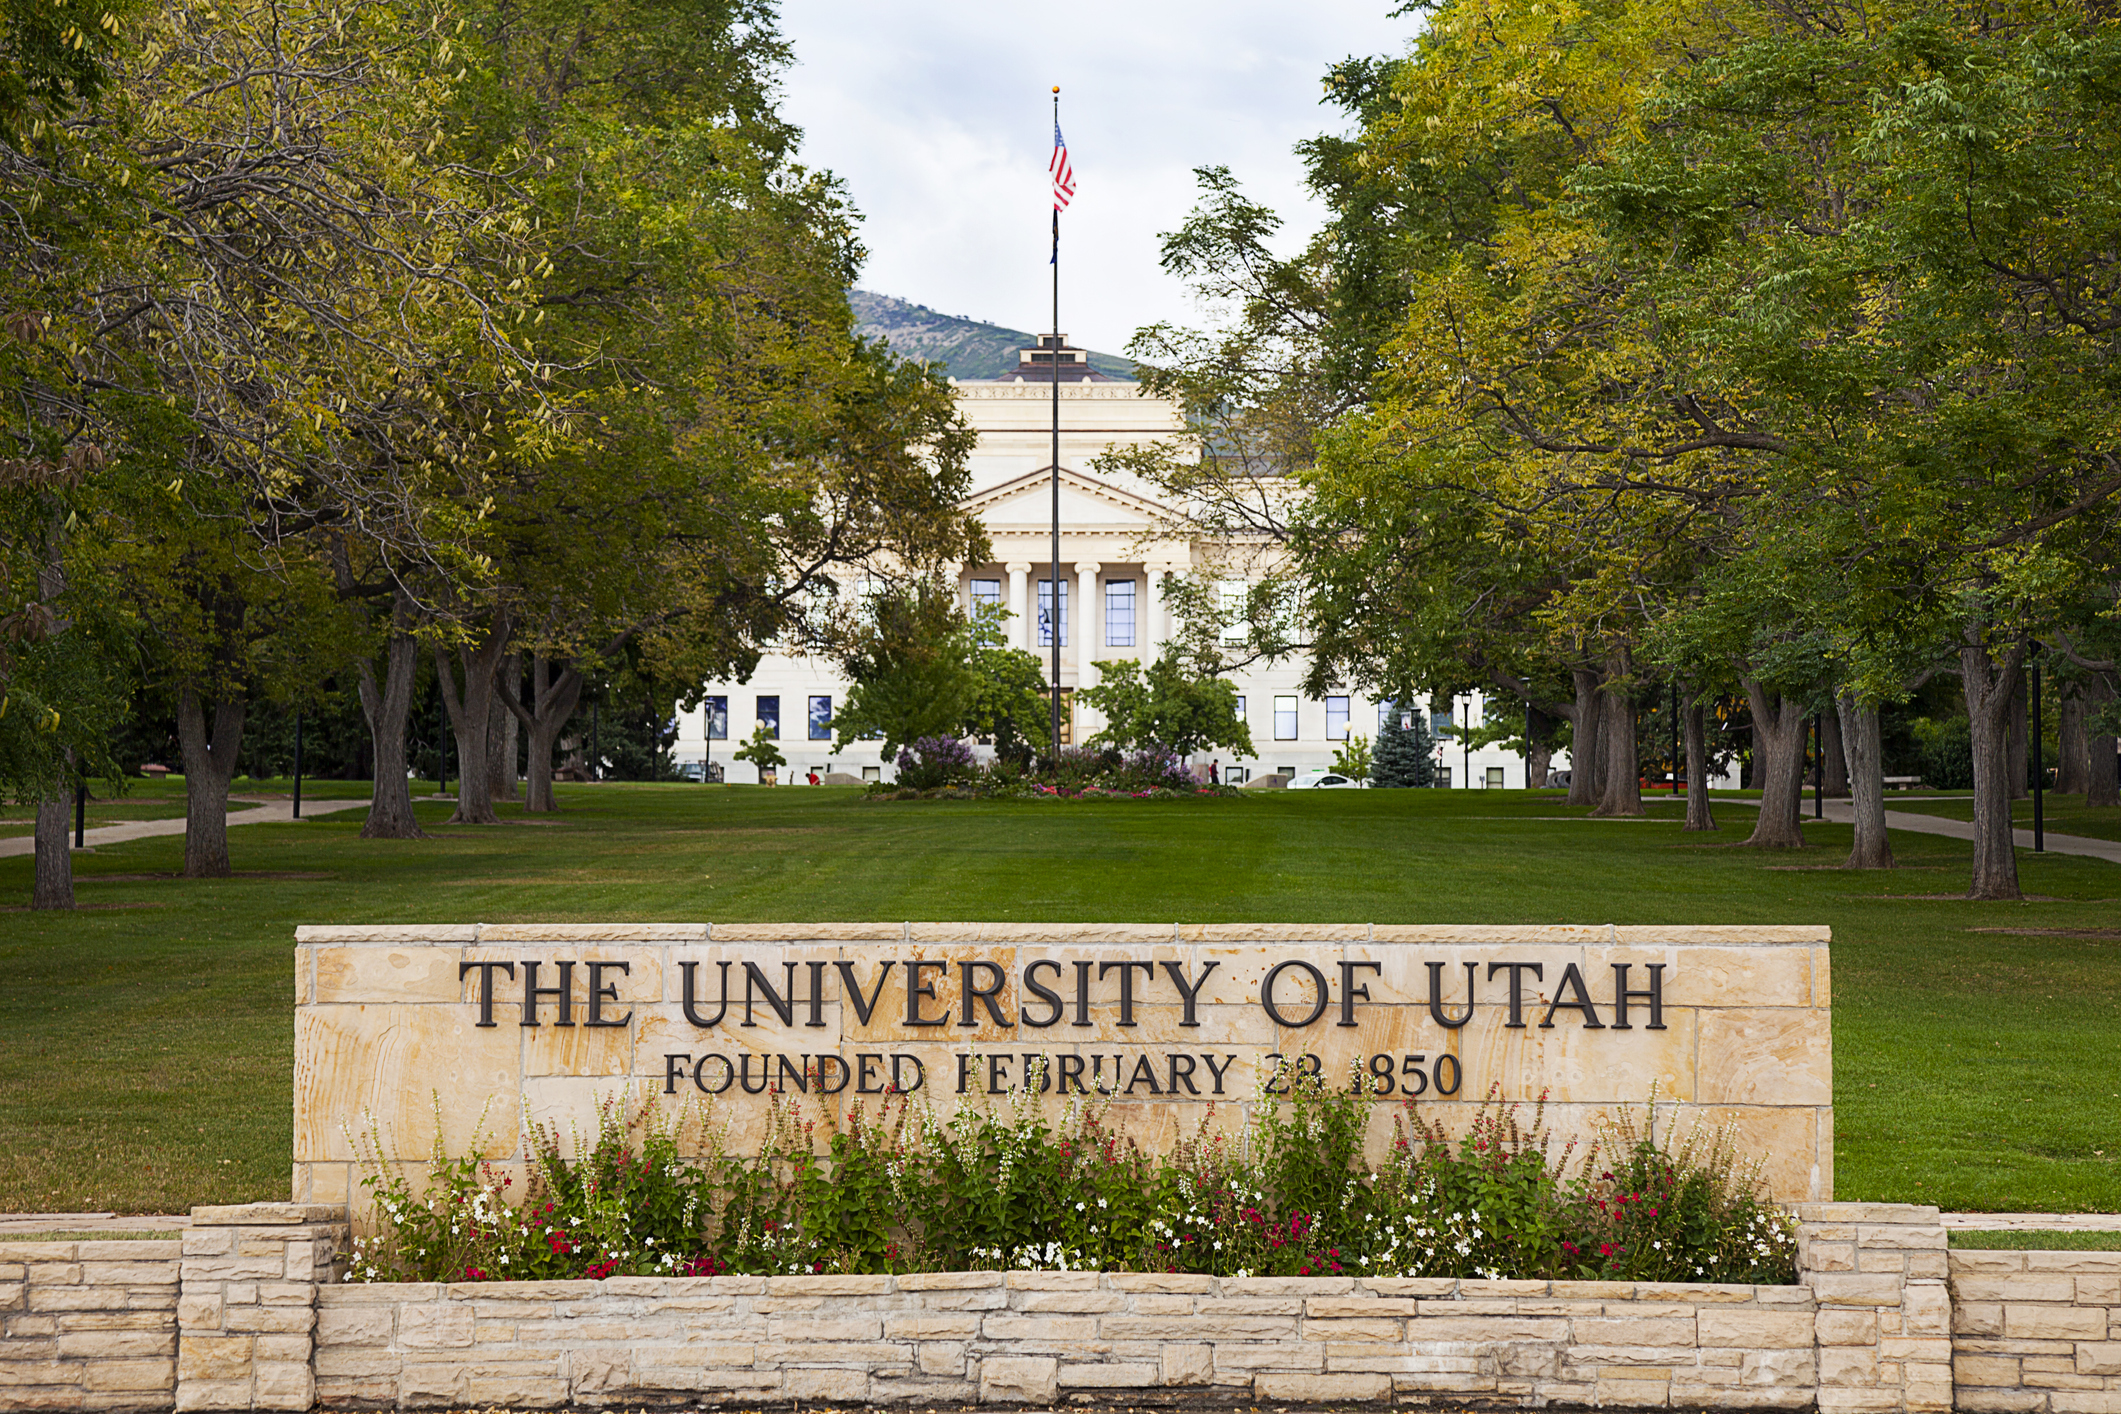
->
848, 290, 1135, 381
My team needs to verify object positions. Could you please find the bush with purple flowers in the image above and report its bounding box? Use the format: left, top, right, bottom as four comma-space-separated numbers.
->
893, 735, 977, 790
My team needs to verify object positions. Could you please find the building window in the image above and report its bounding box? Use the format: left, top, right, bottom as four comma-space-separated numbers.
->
1233, 695, 1246, 722
1105, 579, 1135, 646
1486, 766, 1506, 789
756, 695, 780, 738
704, 696, 728, 740
1225, 765, 1249, 785
1274, 695, 1298, 740
808, 696, 833, 741
1326, 696, 1350, 741
1438, 766, 1453, 790
1220, 582, 1247, 646
1038, 580, 1069, 647
969, 578, 1001, 612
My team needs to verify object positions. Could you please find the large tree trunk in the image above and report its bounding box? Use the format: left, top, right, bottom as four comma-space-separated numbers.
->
434, 614, 513, 826
357, 591, 425, 839
33, 789, 74, 909
1962, 634, 2027, 900
2007, 677, 2029, 800
1525, 705, 1554, 790
1742, 678, 1809, 848
490, 650, 521, 804
1821, 709, 1850, 799
1590, 655, 1642, 817
2056, 687, 2087, 797
1836, 691, 1894, 870
177, 686, 245, 878
507, 652, 585, 814
1567, 665, 1604, 809
2082, 675, 2117, 809
1683, 698, 1716, 831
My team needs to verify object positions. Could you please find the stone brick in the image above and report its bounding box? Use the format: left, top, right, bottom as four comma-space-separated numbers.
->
883, 1313, 981, 1340
1956, 1354, 2027, 1386
979, 1354, 1058, 1403
1010, 1290, 1124, 1312
1806, 1242, 1859, 1273
1960, 1276, 2081, 1303
2007, 1305, 2109, 1340
1360, 1278, 1460, 1297
1255, 1371, 1392, 1402
1197, 1297, 1303, 1315
982, 1314, 1098, 1343
1953, 1392, 2048, 1414
395, 1302, 473, 1348
250, 1359, 313, 1411
1740, 1348, 1813, 1385
1297, 1318, 1403, 1342
1958, 1302, 2006, 1335
1576, 1316, 1699, 1346
1205, 1342, 1325, 1372
76, 1356, 175, 1392
917, 1341, 965, 1377
1110, 1273, 1212, 1293
314, 1304, 391, 1345
1003, 1271, 1099, 1291
767, 1315, 881, 1341
1099, 1314, 1297, 1341
1220, 1277, 1356, 1296
1808, 1274, 1908, 1306
1698, 1309, 1816, 1348
54, 1330, 173, 1359
1057, 1361, 1158, 1387
893, 1271, 1002, 1291
312, 1347, 398, 1378
1814, 1388, 1906, 1412
175, 1334, 252, 1382
1880, 1335, 1951, 1362
1905, 1279, 1952, 1333
783, 1367, 872, 1401
1307, 1297, 1419, 1318
2079, 1344, 2121, 1377
1817, 1347, 1879, 1386
765, 1273, 892, 1297
221, 1305, 312, 1335
1817, 1309, 1878, 1345
173, 1377, 252, 1411
1162, 1342, 1212, 1385
1128, 1295, 1194, 1315
2045, 1392, 2121, 1414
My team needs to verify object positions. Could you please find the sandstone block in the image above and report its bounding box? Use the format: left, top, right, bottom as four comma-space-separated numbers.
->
893, 1271, 1003, 1291
783, 1367, 872, 1401
982, 1314, 1097, 1343
2078, 1274, 2121, 1304
1808, 1274, 1907, 1307
1010, 1290, 1123, 1312
1128, 1295, 1194, 1315
1903, 1279, 1951, 1333
396, 1303, 473, 1348
1298, 1318, 1403, 1342
1308, 1297, 1419, 1318
1575, 1316, 1698, 1346
1255, 1371, 1392, 1402
885, 1313, 981, 1340
765, 1273, 892, 1297
1961, 1276, 2081, 1303
2078, 1344, 2121, 1376
27, 1287, 123, 1313
251, 1359, 313, 1411
1952, 1392, 2048, 1414
1741, 1348, 1814, 1386
1204, 1342, 1325, 1372
917, 1341, 965, 1377
1162, 1343, 1212, 1385
871, 1374, 978, 1403
1057, 1361, 1158, 1388
2045, 1392, 2121, 1414
55, 1330, 173, 1359
768, 1316, 881, 1341
1818, 1347, 1879, 1386
2008, 1306, 2109, 1341
1880, 1335, 1952, 1362
1817, 1309, 1878, 1345
1197, 1297, 1303, 1315
1360, 1278, 1460, 1297
1696, 1305, 1815, 1348
979, 1355, 1057, 1403
1220, 1277, 1356, 1296
313, 1304, 390, 1345
1110, 1273, 1213, 1293
1099, 1314, 1297, 1341
1803, 1242, 1858, 1273
1594, 1374, 1673, 1406
1639, 1283, 1761, 1303
173, 1377, 253, 1410
77, 1356, 175, 1392
1957, 1354, 2025, 1386
312, 1347, 399, 1378
1003, 1271, 1099, 1291
176, 1334, 252, 1382
1405, 1315, 1569, 1341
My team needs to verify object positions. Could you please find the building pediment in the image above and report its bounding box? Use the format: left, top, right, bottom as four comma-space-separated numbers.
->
960, 466, 1180, 531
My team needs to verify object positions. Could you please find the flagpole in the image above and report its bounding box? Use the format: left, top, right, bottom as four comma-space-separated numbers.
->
1049, 85, 1063, 760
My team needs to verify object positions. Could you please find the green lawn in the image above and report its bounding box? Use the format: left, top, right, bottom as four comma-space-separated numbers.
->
1950, 1230, 2121, 1250
3, 784, 2117, 1215
1885, 794, 2121, 844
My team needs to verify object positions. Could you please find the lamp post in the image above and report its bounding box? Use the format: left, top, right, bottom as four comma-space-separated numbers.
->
2031, 646, 2044, 853
292, 709, 303, 820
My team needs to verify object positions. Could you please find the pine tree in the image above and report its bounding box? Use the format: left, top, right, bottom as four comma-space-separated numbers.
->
1372, 702, 1436, 788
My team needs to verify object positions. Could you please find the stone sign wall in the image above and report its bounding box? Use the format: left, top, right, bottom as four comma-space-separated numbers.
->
290, 923, 1832, 1212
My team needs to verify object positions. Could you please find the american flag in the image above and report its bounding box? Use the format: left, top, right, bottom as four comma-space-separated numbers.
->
1051, 121, 1076, 211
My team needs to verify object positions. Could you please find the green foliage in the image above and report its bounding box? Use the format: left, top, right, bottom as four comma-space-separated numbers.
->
730, 722, 784, 774
1332, 733, 1374, 782
349, 1072, 1796, 1283
830, 585, 978, 760
1372, 704, 1436, 788
1080, 651, 1255, 759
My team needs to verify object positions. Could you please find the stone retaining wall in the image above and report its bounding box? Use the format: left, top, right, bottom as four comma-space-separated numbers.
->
311, 1271, 1819, 1410
0, 1237, 179, 1412
1949, 1249, 2121, 1414
10, 1201, 2118, 1411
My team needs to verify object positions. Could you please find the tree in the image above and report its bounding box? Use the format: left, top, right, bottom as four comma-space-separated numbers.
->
732, 722, 783, 781
1371, 702, 1435, 789
1079, 652, 1255, 760
1332, 733, 1373, 783
829, 585, 979, 762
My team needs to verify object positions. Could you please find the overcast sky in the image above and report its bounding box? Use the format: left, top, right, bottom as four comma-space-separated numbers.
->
775, 1, 1420, 358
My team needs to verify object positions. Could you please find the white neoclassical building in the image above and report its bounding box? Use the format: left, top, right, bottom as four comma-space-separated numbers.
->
675, 336, 1545, 787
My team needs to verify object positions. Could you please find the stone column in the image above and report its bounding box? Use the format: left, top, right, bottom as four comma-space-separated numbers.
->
179, 1203, 347, 1412
1143, 561, 1176, 655
1794, 1202, 1952, 1414
1006, 562, 1031, 651
1075, 561, 1101, 691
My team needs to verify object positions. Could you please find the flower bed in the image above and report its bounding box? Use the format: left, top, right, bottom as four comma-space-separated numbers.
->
345, 1075, 1796, 1288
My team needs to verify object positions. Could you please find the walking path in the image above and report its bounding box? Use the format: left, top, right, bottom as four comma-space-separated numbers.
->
1716, 796, 2121, 864
1943, 1212, 2121, 1231
0, 794, 372, 859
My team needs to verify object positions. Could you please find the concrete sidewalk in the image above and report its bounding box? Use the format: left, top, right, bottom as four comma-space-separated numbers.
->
1717, 795, 2121, 864
0, 793, 371, 858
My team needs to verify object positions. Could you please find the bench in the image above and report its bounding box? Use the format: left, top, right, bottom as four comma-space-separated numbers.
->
1882, 776, 1921, 789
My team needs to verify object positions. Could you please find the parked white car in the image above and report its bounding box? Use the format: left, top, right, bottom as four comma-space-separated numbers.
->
1286, 772, 1361, 790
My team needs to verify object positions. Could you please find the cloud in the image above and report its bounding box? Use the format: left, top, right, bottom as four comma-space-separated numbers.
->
776, 0, 1418, 355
